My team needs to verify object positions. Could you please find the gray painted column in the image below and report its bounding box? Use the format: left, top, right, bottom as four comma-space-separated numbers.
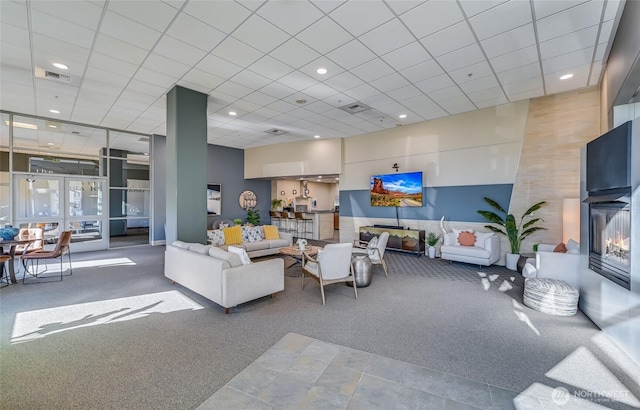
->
166, 86, 207, 244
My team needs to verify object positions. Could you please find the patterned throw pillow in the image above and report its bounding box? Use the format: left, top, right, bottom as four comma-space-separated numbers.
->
223, 225, 243, 245
207, 229, 225, 246
366, 236, 379, 256
247, 226, 262, 243
227, 246, 252, 265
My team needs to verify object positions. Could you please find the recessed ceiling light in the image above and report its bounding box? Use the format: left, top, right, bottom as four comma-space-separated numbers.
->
49, 109, 60, 114
316, 68, 327, 75
314, 135, 320, 139
53, 63, 68, 70
229, 111, 237, 116
4, 120, 38, 130
560, 73, 574, 80
399, 114, 407, 119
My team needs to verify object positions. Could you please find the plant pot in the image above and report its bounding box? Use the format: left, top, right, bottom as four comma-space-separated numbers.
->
428, 246, 436, 258
505, 253, 519, 271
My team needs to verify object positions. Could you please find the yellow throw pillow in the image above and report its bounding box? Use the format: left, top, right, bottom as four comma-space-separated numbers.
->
223, 225, 243, 245
263, 225, 280, 240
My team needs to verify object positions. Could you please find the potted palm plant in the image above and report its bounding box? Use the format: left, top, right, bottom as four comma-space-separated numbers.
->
425, 231, 441, 258
271, 198, 283, 211
477, 197, 547, 270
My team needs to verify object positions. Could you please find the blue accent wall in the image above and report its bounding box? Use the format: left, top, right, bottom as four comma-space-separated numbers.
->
340, 184, 513, 223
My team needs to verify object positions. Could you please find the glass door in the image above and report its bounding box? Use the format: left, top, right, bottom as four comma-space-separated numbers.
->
13, 174, 108, 252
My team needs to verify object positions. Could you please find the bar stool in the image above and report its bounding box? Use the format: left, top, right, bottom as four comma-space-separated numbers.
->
294, 212, 313, 239
281, 211, 297, 234
269, 210, 282, 229
1, 255, 12, 287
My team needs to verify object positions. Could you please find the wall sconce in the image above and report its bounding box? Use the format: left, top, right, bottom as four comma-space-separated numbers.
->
280, 190, 285, 196
392, 163, 399, 172
292, 190, 297, 195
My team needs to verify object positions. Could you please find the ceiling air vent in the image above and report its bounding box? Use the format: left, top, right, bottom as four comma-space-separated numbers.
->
338, 102, 372, 114
34, 67, 72, 83
265, 128, 288, 136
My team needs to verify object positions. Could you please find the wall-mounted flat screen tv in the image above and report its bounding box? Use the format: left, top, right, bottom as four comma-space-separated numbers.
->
370, 171, 423, 207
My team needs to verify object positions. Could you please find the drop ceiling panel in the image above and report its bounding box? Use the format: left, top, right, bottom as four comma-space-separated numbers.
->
539, 25, 598, 61
296, 17, 353, 55
359, 19, 415, 56
247, 55, 295, 81
269, 38, 321, 69
153, 36, 208, 67
350, 59, 395, 83
232, 15, 290, 53
257, 0, 324, 36
100, 11, 162, 50
211, 37, 264, 68
30, 9, 96, 49
436, 43, 486, 72
469, 1, 532, 40
381, 41, 433, 72
420, 21, 476, 57
400, 0, 465, 39
165, 13, 226, 52
399, 60, 445, 84
536, 1, 604, 42
490, 45, 539, 72
329, 1, 394, 37
480, 24, 536, 59
93, 34, 148, 66
107, 0, 178, 32
0, 1, 28, 29
182, 1, 252, 35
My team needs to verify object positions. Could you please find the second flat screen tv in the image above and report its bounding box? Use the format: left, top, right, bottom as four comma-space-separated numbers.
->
370, 171, 423, 207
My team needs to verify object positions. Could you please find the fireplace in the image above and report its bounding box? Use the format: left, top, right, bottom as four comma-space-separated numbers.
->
589, 200, 631, 289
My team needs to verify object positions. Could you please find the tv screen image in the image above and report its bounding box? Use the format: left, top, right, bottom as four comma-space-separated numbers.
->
370, 171, 423, 207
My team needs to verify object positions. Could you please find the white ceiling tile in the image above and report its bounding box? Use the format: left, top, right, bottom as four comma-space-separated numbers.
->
533, 0, 588, 20
153, 36, 208, 67
350, 59, 395, 83
269, 100, 298, 114
506, 87, 544, 101
0, 1, 28, 29
490, 45, 539, 72
257, 0, 324, 36
127, 79, 168, 98
304, 100, 335, 114
536, 1, 603, 42
323, 71, 364, 92
143, 53, 191, 78
359, 18, 415, 56
459, 0, 508, 17
278, 70, 318, 92
232, 15, 290, 53
386, 84, 423, 101
94, 34, 148, 65
542, 47, 594, 74
30, 9, 96, 49
436, 43, 486, 72
603, 0, 622, 21
108, 0, 178, 32
215, 80, 253, 100
496, 62, 541, 84
440, 98, 476, 115
400, 0, 465, 39
329, 1, 394, 37
134, 67, 177, 89
196, 55, 243, 80
502, 77, 544, 94
1, 22, 30, 49
302, 83, 339, 100
414, 73, 456, 93
473, 94, 509, 109
32, 33, 91, 73
180, 69, 225, 92
300, 57, 345, 81
420, 21, 476, 57
100, 11, 162, 50
252, 106, 281, 119
343, 83, 380, 100
247, 55, 295, 81
385, 1, 424, 15
539, 25, 598, 61
81, 77, 123, 98
594, 42, 608, 62
89, 52, 138, 78
469, 1, 532, 40
381, 41, 432, 71
480, 24, 536, 59
230, 70, 272, 91
308, 0, 346, 14
449, 61, 494, 83
459, 75, 500, 94
399, 94, 435, 108
360, 93, 395, 109
370, 73, 411, 93
399, 59, 444, 84
466, 85, 505, 101
211, 37, 264, 68
183, 1, 252, 35
326, 40, 376, 70
598, 19, 615, 46
230, 99, 262, 114
165, 13, 225, 52
243, 91, 278, 106
0, 66, 32, 87
270, 38, 321, 69
259, 82, 297, 100
297, 17, 353, 55
30, 0, 103, 30
85, 66, 130, 89
1, 43, 31, 68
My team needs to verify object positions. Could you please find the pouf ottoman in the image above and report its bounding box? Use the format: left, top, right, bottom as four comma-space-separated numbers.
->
523, 278, 579, 316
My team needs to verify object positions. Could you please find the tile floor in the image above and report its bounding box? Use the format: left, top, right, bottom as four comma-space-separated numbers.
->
197, 333, 580, 410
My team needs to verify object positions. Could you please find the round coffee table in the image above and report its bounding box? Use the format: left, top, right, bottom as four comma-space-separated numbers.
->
279, 245, 322, 269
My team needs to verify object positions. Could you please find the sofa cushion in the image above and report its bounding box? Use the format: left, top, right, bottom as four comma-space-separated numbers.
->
208, 246, 242, 268
441, 245, 490, 259
474, 231, 494, 247
223, 225, 243, 245
267, 238, 291, 249
458, 231, 476, 246
172, 241, 191, 249
189, 243, 212, 255
228, 246, 252, 265
263, 225, 280, 240
244, 241, 270, 252
207, 229, 225, 246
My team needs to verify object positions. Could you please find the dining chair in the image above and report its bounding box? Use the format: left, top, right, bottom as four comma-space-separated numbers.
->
301, 242, 357, 305
21, 231, 73, 283
0, 255, 12, 288
13, 228, 44, 256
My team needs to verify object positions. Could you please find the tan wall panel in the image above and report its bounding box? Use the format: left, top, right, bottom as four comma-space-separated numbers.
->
509, 87, 601, 252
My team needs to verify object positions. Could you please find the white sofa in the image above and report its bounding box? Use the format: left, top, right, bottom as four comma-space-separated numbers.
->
207, 226, 293, 258
165, 241, 284, 313
522, 240, 581, 288
440, 231, 501, 267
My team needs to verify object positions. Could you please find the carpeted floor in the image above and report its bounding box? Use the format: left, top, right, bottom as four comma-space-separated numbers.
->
1, 245, 639, 409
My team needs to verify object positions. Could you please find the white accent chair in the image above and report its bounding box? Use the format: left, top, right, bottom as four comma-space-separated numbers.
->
440, 231, 500, 267
522, 240, 581, 288
301, 243, 357, 305
353, 231, 389, 277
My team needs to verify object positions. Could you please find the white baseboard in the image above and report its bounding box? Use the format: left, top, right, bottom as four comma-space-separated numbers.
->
152, 240, 166, 246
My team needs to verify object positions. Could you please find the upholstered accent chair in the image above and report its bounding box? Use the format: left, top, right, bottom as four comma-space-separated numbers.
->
353, 231, 389, 277
301, 242, 357, 305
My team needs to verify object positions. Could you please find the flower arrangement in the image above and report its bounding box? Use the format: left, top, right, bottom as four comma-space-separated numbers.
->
297, 238, 307, 251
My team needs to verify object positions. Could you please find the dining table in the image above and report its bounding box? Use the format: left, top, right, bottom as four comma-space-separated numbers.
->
0, 235, 38, 284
